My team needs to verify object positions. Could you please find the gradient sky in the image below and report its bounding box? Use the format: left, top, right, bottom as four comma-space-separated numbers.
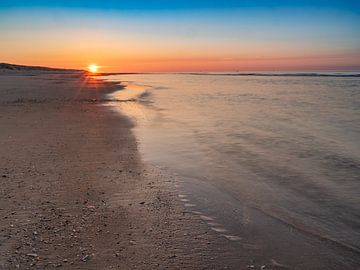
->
1, 0, 360, 72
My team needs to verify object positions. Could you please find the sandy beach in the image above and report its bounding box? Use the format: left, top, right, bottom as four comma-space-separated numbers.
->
0, 70, 244, 269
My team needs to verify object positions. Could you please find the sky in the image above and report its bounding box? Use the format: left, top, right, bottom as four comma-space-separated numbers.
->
0, 0, 360, 72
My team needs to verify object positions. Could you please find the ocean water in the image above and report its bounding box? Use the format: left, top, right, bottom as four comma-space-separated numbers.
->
104, 72, 360, 254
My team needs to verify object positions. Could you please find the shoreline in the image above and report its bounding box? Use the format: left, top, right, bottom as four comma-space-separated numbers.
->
0, 71, 240, 269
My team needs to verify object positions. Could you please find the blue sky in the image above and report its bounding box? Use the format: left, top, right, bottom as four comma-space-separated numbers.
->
1, 0, 360, 11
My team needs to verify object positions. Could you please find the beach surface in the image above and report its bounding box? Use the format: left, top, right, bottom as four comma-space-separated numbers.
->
0, 70, 243, 269
1, 69, 359, 270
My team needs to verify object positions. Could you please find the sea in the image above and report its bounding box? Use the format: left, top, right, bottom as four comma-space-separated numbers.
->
102, 72, 360, 267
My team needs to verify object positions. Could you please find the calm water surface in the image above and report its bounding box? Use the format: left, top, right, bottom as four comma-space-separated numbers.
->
104, 73, 360, 252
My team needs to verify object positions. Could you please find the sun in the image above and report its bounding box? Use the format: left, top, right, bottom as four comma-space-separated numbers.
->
88, 64, 98, 73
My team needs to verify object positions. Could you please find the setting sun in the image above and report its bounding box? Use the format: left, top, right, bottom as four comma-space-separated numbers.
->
88, 64, 98, 73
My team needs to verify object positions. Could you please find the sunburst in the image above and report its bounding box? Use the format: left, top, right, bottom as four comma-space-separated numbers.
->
88, 64, 98, 73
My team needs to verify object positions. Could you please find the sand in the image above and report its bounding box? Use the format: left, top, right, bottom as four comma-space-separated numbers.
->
0, 71, 241, 269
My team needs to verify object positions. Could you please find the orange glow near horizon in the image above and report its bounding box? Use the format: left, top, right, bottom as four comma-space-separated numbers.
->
1, 24, 359, 72
2, 54, 359, 73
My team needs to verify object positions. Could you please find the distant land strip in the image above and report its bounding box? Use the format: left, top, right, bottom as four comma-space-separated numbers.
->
0, 63, 83, 72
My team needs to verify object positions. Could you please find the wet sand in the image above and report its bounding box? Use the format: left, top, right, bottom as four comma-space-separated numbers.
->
0, 71, 241, 269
